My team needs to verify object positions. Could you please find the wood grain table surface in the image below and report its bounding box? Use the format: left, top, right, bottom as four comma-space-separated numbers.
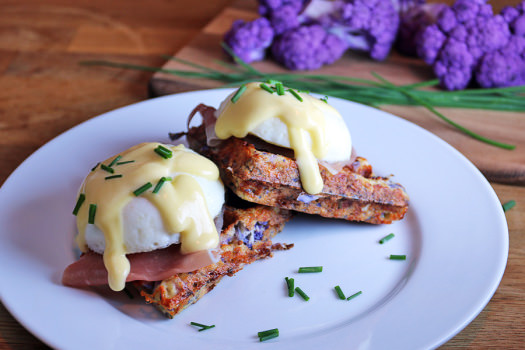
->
0, 0, 523, 348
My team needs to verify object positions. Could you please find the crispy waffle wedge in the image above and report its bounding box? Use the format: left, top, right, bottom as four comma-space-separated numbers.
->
133, 204, 292, 318
182, 104, 409, 225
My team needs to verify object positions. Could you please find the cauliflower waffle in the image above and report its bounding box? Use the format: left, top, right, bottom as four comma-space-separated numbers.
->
184, 105, 409, 225
134, 205, 292, 318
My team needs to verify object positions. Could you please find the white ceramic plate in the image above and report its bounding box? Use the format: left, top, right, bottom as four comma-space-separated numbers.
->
0, 90, 508, 350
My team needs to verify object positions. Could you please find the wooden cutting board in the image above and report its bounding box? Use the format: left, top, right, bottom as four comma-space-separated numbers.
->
149, 0, 525, 185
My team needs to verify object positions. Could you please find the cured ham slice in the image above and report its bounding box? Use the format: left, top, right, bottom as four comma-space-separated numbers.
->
62, 245, 215, 287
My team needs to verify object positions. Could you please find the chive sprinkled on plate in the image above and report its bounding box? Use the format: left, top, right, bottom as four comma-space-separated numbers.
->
259, 83, 274, 94
72, 193, 85, 216
190, 322, 215, 332
153, 176, 172, 194
288, 88, 303, 102
320, 96, 328, 103
116, 160, 135, 166
346, 291, 362, 301
285, 277, 294, 297
91, 162, 100, 171
389, 254, 406, 260
104, 174, 123, 180
100, 164, 114, 173
231, 84, 247, 103
298, 266, 323, 273
379, 233, 395, 244
335, 285, 346, 300
502, 200, 516, 212
108, 155, 122, 168
88, 204, 97, 224
258, 328, 279, 342
295, 287, 310, 301
154, 145, 173, 159
133, 182, 153, 196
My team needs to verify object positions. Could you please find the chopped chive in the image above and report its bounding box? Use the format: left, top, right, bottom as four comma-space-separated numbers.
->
154, 145, 173, 159
379, 233, 395, 244
198, 325, 215, 332
72, 193, 86, 215
320, 96, 328, 103
258, 328, 279, 341
91, 162, 100, 171
346, 291, 362, 301
275, 82, 285, 95
231, 84, 247, 103
389, 254, 407, 260
285, 277, 294, 297
133, 182, 153, 196
153, 176, 172, 194
502, 200, 516, 212
116, 160, 135, 165
100, 164, 114, 173
104, 174, 123, 180
288, 89, 303, 102
190, 322, 215, 331
88, 204, 97, 224
335, 285, 346, 300
298, 266, 323, 273
123, 287, 134, 299
265, 79, 281, 84
259, 83, 274, 94
108, 155, 122, 168
295, 287, 310, 301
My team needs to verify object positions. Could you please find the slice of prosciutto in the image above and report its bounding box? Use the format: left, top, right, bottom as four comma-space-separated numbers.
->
62, 244, 216, 288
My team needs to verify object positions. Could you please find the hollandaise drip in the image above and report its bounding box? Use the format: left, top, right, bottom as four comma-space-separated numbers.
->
215, 82, 331, 194
75, 143, 220, 291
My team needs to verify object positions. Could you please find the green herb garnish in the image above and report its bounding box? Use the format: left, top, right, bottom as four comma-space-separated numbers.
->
72, 193, 85, 216
133, 182, 153, 196
100, 164, 114, 173
104, 174, 123, 180
116, 160, 135, 165
389, 254, 407, 260
346, 291, 362, 301
275, 82, 285, 95
231, 84, 247, 103
502, 200, 516, 212
108, 155, 122, 168
88, 204, 97, 224
260, 83, 274, 94
91, 162, 100, 172
379, 233, 395, 244
320, 96, 328, 103
153, 176, 172, 194
335, 285, 346, 300
190, 322, 215, 332
295, 287, 310, 301
154, 145, 173, 159
288, 88, 303, 102
258, 328, 279, 342
298, 266, 323, 273
285, 277, 294, 297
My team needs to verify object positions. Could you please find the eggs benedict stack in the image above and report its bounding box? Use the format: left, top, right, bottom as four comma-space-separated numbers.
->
184, 82, 409, 224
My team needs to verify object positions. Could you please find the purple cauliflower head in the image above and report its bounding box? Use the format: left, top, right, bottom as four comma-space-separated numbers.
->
258, 0, 307, 34
271, 24, 347, 70
223, 17, 275, 63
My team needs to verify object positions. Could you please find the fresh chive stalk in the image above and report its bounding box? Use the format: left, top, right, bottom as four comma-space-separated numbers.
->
116, 160, 135, 165
502, 200, 516, 212
100, 164, 114, 173
260, 83, 274, 94
133, 182, 153, 196
288, 88, 303, 102
154, 145, 173, 159
389, 254, 407, 260
72, 193, 86, 215
379, 233, 395, 244
295, 287, 310, 301
153, 176, 172, 194
88, 204, 97, 224
104, 174, 123, 180
298, 266, 323, 273
258, 328, 279, 342
231, 84, 247, 103
346, 291, 362, 301
285, 277, 294, 297
108, 155, 122, 168
335, 285, 346, 300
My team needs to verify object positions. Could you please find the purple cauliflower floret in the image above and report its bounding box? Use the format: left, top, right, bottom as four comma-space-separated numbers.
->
414, 0, 512, 90
258, 0, 307, 34
271, 24, 347, 70
223, 17, 274, 63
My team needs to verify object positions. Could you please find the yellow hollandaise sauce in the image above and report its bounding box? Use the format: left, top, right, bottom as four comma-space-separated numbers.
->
215, 82, 338, 194
74, 143, 220, 291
